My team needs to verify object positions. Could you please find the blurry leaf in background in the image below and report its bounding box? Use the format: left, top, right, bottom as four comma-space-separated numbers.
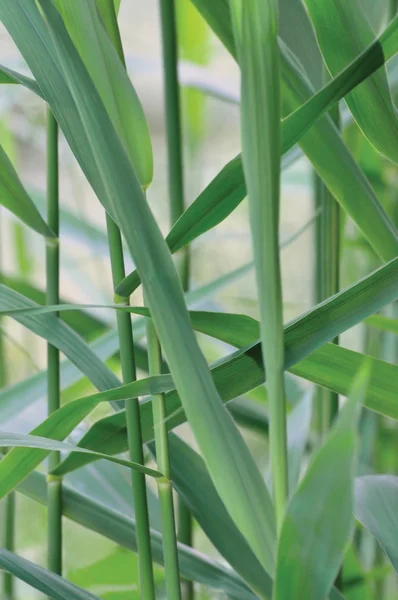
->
177, 0, 211, 153
303, 0, 398, 164
68, 547, 164, 600
273, 365, 368, 600
355, 475, 398, 574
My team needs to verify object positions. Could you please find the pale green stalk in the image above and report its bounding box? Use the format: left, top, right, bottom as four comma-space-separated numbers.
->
100, 3, 156, 596
146, 315, 182, 600
159, 2, 192, 596
231, 0, 288, 530
46, 109, 62, 579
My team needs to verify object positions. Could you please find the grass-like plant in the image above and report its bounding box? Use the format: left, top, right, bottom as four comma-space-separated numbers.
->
0, 0, 397, 599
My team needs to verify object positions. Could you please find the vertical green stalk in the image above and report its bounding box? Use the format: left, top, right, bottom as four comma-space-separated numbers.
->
317, 80, 340, 437
46, 109, 62, 578
312, 171, 324, 436
98, 5, 156, 595
146, 316, 182, 600
231, 0, 288, 531
159, 0, 189, 285
107, 217, 156, 600
159, 2, 192, 596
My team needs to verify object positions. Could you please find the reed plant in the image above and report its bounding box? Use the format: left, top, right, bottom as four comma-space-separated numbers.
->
0, 1, 397, 599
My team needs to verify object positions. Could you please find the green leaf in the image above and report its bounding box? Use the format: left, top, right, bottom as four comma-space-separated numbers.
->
0, 262, 251, 429
0, 374, 174, 498
0, 431, 162, 480
0, 284, 121, 393
278, 0, 322, 89
184, 0, 398, 264
0, 143, 55, 237
149, 433, 273, 599
52, 0, 153, 187
57, 257, 398, 474
0, 549, 101, 600
0, 274, 108, 339
2, 0, 277, 571
0, 63, 43, 96
303, 0, 398, 163
286, 394, 312, 494
273, 365, 369, 600
365, 314, 398, 334
16, 471, 258, 599
354, 475, 398, 574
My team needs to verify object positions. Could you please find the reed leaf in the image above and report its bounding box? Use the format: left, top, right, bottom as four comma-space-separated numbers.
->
0, 143, 54, 238
354, 475, 398, 574
273, 365, 368, 600
0, 0, 277, 572
0, 550, 101, 600
304, 0, 398, 163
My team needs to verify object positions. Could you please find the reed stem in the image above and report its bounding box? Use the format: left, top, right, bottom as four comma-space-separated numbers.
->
100, 6, 156, 595
313, 75, 340, 439
107, 216, 156, 600
159, 0, 189, 284
99, 6, 156, 594
46, 109, 62, 578
146, 317, 182, 600
159, 2, 192, 596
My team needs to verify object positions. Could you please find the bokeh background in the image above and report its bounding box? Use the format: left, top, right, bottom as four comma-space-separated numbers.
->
0, 1, 395, 598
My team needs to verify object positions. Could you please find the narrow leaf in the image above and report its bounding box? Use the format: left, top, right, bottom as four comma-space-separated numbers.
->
0, 143, 55, 237
273, 365, 369, 600
0, 549, 101, 600
354, 475, 398, 574
304, 0, 398, 163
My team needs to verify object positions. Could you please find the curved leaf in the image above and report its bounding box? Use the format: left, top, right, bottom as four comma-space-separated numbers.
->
0, 284, 121, 393
273, 366, 368, 600
16, 470, 258, 599
0, 374, 174, 498
57, 258, 398, 474
0, 64, 42, 96
1, 0, 277, 571
0, 431, 161, 481
0, 143, 55, 238
303, 0, 398, 163
0, 550, 100, 600
52, 0, 153, 187
354, 475, 398, 574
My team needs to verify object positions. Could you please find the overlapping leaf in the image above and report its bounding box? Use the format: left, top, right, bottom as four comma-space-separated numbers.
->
0, 0, 277, 571
273, 366, 368, 600
57, 257, 398, 474
304, 0, 398, 163
0, 143, 54, 237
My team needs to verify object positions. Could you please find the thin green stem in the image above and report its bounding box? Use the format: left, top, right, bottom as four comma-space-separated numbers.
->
46, 109, 62, 580
146, 316, 182, 600
107, 215, 156, 600
159, 0, 189, 286
159, 3, 192, 596
100, 6, 156, 595
314, 77, 341, 439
